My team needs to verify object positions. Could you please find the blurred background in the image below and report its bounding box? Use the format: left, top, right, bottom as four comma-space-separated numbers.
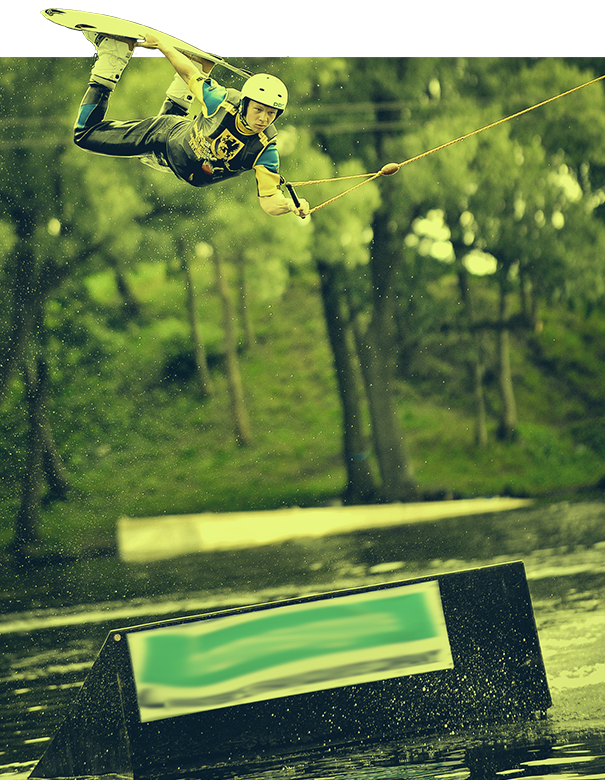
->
4, 56, 605, 557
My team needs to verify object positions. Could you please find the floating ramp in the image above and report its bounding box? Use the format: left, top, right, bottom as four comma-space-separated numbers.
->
118, 497, 533, 562
31, 561, 551, 778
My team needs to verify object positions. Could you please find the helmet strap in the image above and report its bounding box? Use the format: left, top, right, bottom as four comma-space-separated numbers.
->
239, 96, 283, 129
239, 97, 254, 130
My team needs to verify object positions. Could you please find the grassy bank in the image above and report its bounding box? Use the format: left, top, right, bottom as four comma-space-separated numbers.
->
2, 271, 605, 555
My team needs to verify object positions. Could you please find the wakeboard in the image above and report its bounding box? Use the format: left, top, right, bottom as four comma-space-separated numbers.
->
41, 8, 254, 78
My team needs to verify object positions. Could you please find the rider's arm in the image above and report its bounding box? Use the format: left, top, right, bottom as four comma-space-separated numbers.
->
139, 35, 199, 84
255, 159, 309, 218
259, 192, 309, 217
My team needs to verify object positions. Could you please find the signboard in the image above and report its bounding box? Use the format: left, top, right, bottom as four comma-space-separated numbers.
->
31, 562, 552, 780
127, 581, 453, 722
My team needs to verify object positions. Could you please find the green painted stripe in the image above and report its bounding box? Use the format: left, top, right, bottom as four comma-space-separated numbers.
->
137, 590, 440, 688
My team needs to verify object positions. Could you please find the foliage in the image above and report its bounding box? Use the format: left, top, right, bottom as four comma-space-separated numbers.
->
2, 55, 605, 551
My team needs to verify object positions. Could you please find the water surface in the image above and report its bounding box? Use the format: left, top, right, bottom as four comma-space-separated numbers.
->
2, 503, 605, 779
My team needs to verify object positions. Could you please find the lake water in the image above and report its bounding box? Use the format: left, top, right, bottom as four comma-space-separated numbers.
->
2, 501, 605, 780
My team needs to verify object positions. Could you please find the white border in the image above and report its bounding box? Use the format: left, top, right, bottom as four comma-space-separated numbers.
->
2, 1, 601, 57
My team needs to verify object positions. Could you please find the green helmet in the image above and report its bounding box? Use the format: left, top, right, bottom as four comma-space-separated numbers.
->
241, 73, 288, 114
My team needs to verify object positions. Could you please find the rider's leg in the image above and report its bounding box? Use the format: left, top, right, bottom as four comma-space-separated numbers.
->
158, 72, 197, 116
74, 33, 135, 138
73, 33, 181, 158
86, 32, 135, 89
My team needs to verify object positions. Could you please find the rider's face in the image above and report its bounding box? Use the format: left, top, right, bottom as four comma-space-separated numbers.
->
245, 100, 278, 132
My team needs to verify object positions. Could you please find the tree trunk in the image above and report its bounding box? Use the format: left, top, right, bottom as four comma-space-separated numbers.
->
106, 253, 141, 318
39, 360, 71, 502
237, 258, 256, 352
457, 265, 488, 447
473, 348, 488, 448
497, 285, 518, 441
317, 260, 376, 504
352, 212, 417, 502
0, 236, 70, 410
353, 316, 417, 501
182, 255, 213, 398
0, 243, 40, 409
12, 358, 46, 551
214, 254, 253, 446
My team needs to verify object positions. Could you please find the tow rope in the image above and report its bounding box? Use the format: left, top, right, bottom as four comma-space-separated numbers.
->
287, 72, 605, 216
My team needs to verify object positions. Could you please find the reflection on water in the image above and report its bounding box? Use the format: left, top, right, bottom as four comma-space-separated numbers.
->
8, 732, 605, 780
2, 529, 605, 780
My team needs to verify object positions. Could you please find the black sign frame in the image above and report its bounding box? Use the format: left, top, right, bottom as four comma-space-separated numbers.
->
31, 562, 551, 779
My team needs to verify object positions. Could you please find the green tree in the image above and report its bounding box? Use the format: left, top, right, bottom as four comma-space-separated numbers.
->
311, 157, 381, 503
306, 58, 447, 500
0, 55, 185, 550
0, 59, 91, 551
355, 57, 605, 449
